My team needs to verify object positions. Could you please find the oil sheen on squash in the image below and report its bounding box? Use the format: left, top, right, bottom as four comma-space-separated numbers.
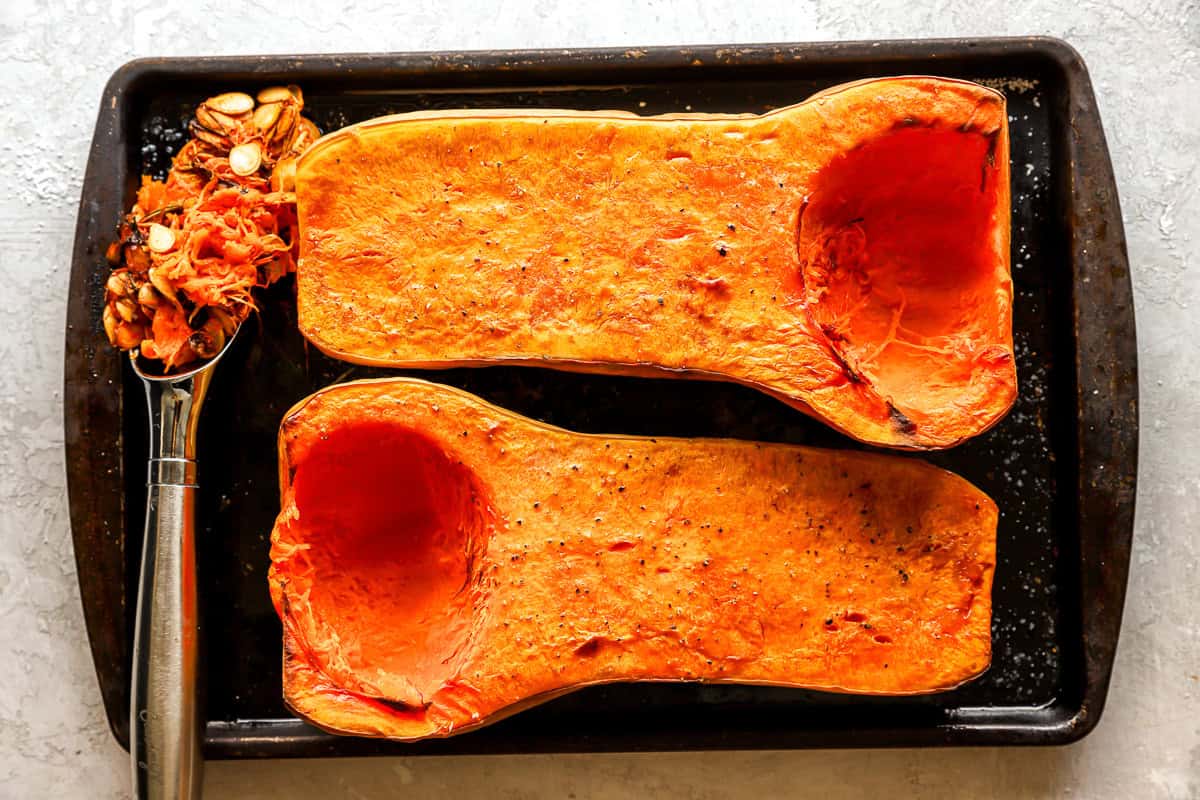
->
269, 379, 998, 741
294, 77, 1016, 450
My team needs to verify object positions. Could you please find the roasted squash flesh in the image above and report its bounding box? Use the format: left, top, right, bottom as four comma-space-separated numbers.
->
295, 77, 1015, 449
269, 379, 998, 741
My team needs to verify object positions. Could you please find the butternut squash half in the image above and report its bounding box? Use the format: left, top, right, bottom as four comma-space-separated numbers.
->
269, 378, 997, 741
295, 77, 1015, 449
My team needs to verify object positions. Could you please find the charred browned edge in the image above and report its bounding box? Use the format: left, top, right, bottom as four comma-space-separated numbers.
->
887, 403, 918, 436
982, 129, 1002, 190
826, 341, 865, 385
375, 697, 432, 714
795, 197, 864, 390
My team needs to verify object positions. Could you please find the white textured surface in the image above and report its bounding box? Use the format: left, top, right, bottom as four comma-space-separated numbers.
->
1, 1, 1197, 797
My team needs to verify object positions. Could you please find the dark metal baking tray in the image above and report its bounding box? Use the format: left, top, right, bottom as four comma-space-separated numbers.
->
65, 37, 1136, 756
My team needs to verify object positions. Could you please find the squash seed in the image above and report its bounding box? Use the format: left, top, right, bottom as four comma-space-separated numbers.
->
146, 223, 176, 253
252, 101, 282, 133
270, 157, 297, 192
113, 321, 144, 350
289, 118, 321, 152
229, 142, 263, 176
189, 121, 230, 150
148, 267, 179, 306
206, 91, 255, 117
256, 86, 293, 104
269, 105, 298, 148
105, 270, 135, 298
114, 296, 139, 323
102, 305, 119, 345
188, 316, 226, 359
195, 104, 240, 136
138, 282, 161, 310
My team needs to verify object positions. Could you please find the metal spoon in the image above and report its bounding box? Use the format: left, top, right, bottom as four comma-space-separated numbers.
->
129, 328, 238, 800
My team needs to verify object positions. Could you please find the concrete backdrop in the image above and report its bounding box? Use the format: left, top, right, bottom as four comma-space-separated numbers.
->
1, 1, 1196, 797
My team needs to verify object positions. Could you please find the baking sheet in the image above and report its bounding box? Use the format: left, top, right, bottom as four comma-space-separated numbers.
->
65, 37, 1137, 755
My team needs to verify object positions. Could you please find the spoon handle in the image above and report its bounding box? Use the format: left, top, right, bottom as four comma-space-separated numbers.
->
131, 371, 212, 800
132, 480, 202, 799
